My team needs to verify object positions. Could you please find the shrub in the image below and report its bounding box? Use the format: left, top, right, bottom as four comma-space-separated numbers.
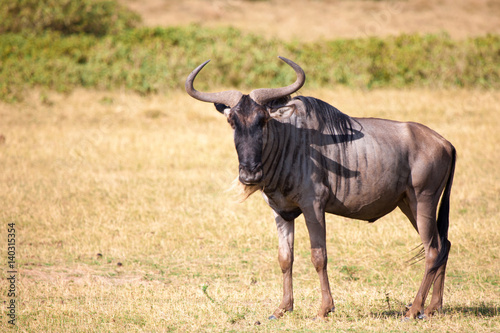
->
0, 26, 498, 102
0, 0, 141, 36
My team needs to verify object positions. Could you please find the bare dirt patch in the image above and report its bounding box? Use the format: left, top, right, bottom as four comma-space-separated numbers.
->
119, 0, 500, 41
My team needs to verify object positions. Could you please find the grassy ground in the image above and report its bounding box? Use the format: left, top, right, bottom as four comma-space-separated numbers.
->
0, 88, 498, 331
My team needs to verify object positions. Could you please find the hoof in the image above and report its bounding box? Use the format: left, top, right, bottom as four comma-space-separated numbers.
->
268, 307, 292, 320
315, 306, 335, 319
401, 316, 411, 322
417, 314, 427, 320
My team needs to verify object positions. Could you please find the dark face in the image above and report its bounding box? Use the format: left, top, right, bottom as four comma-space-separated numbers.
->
188, 58, 304, 185
217, 95, 269, 185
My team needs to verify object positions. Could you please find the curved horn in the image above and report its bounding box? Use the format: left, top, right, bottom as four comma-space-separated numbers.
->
249, 56, 306, 105
185, 60, 243, 107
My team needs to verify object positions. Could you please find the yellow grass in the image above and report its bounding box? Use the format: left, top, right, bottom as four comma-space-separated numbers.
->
0, 88, 499, 332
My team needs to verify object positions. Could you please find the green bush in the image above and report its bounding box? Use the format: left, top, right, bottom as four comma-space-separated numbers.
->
0, 25, 498, 102
288, 33, 500, 89
0, 0, 140, 36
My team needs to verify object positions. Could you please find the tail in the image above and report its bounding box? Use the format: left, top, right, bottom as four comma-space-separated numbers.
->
430, 146, 456, 273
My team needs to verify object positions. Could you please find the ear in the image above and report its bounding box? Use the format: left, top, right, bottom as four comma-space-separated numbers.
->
268, 100, 304, 119
214, 103, 230, 116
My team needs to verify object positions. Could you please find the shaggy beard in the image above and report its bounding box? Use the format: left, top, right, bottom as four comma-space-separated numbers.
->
227, 177, 261, 202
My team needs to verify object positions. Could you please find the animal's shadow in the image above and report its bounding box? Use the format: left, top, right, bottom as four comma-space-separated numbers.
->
272, 121, 365, 179
371, 304, 499, 319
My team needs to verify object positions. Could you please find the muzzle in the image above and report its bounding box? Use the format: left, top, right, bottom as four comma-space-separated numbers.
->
238, 164, 263, 185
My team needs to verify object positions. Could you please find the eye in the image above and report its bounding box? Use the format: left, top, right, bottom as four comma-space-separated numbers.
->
256, 112, 270, 127
258, 115, 267, 126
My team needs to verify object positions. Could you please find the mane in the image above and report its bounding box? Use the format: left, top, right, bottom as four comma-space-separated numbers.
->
292, 96, 358, 144
291, 96, 361, 198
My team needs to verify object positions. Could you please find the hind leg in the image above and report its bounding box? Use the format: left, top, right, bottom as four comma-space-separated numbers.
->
425, 239, 451, 317
400, 197, 441, 319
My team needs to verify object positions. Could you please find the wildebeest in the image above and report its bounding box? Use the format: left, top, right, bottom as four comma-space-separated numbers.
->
185, 57, 456, 320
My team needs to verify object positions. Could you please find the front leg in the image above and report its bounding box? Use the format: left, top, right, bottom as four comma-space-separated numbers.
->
303, 204, 335, 319
270, 213, 295, 319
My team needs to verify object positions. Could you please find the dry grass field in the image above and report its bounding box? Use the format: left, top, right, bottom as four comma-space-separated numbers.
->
0, 0, 499, 331
0, 87, 498, 331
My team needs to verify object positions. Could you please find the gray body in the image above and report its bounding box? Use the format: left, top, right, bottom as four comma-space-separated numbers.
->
186, 57, 456, 320
261, 111, 451, 223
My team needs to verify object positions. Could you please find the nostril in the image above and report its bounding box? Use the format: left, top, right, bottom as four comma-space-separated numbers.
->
239, 165, 263, 185
250, 164, 263, 173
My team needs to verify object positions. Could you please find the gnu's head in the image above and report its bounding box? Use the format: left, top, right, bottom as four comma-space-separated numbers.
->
185, 57, 306, 185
